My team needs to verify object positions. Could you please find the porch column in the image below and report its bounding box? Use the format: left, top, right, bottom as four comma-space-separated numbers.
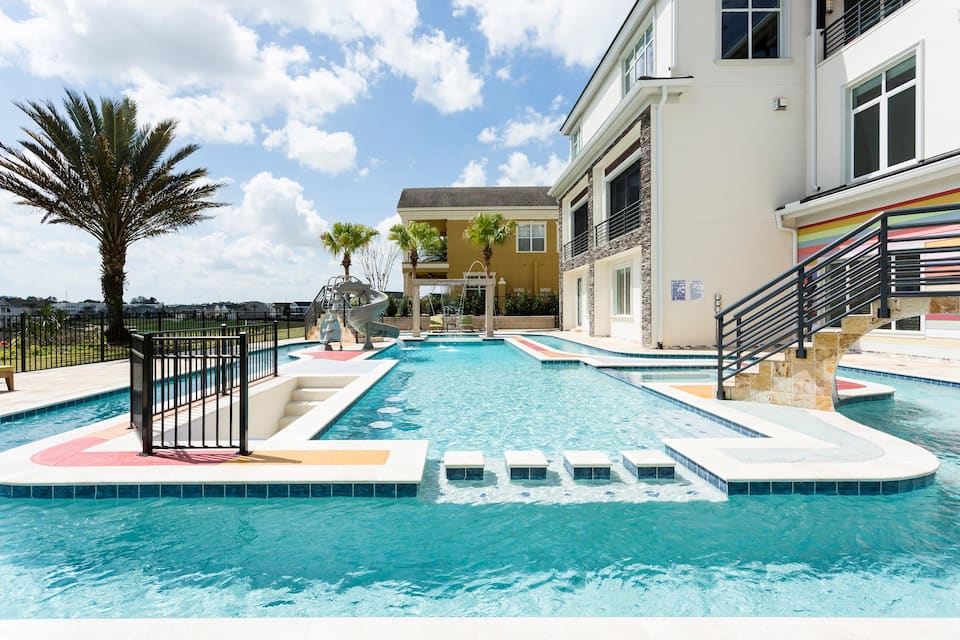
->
411, 284, 421, 337
485, 279, 494, 338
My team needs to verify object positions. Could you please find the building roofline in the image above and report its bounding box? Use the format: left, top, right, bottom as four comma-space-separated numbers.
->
560, 0, 645, 134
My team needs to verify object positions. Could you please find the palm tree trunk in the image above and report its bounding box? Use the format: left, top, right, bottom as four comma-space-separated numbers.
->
483, 246, 493, 278
100, 243, 128, 345
410, 249, 418, 280
342, 252, 351, 279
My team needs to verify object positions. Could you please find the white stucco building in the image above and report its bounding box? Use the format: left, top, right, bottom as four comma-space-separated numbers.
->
551, 0, 958, 350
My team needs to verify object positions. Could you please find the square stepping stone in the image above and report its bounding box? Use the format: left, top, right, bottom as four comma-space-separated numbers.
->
504, 450, 548, 480
563, 450, 612, 480
622, 450, 676, 480
443, 450, 485, 481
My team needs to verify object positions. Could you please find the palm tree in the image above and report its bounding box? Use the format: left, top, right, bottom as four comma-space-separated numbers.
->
463, 212, 517, 278
388, 220, 440, 280
320, 222, 379, 279
0, 90, 225, 344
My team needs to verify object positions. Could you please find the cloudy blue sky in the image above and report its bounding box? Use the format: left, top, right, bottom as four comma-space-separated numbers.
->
0, 0, 633, 303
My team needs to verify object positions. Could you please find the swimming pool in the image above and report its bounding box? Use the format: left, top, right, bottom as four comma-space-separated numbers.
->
521, 334, 708, 359
318, 341, 737, 455
0, 350, 957, 616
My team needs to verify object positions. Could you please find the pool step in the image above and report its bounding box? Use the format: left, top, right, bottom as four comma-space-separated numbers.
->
274, 375, 360, 433
622, 450, 676, 480
563, 450, 611, 480
285, 400, 323, 416
505, 450, 548, 480
444, 451, 485, 480
291, 388, 338, 402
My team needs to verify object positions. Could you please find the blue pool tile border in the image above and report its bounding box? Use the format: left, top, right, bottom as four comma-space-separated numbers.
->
0, 482, 420, 500
664, 446, 936, 497
0, 387, 129, 423
838, 365, 960, 388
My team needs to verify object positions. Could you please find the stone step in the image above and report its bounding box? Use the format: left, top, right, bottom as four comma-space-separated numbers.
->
284, 400, 322, 416
291, 388, 336, 402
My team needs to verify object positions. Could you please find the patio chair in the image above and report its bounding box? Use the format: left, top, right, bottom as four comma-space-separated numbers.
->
459, 315, 474, 332
0, 364, 13, 391
429, 315, 444, 331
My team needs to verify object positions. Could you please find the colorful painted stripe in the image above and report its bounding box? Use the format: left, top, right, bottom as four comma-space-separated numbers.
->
797, 188, 960, 261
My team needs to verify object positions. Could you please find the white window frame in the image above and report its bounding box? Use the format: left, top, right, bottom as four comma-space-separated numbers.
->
623, 22, 654, 96
614, 266, 632, 316
719, 0, 783, 61
849, 52, 918, 181
516, 222, 547, 253
570, 125, 581, 160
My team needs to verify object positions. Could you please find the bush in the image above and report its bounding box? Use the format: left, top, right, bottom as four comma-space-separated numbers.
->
385, 295, 398, 318
503, 292, 558, 316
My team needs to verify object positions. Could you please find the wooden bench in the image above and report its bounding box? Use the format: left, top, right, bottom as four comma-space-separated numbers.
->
0, 364, 13, 391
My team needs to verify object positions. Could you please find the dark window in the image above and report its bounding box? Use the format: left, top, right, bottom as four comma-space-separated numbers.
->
851, 55, 916, 179
607, 160, 642, 241
721, 0, 781, 60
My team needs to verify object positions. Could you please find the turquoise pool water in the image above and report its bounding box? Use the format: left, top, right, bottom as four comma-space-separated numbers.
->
0, 352, 957, 616
318, 341, 736, 455
0, 342, 317, 453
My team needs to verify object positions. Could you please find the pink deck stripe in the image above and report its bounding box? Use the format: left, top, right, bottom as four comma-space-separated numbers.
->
32, 437, 237, 467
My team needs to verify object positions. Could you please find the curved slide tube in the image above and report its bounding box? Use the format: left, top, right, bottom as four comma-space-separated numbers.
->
336, 282, 400, 345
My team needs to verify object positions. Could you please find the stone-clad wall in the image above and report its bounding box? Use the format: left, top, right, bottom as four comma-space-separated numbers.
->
558, 107, 653, 347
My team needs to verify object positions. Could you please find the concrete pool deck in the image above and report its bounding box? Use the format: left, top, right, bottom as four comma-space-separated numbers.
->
0, 335, 952, 497
0, 617, 957, 640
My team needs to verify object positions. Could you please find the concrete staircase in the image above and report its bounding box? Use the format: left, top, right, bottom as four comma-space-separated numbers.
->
724, 295, 960, 410
275, 375, 357, 430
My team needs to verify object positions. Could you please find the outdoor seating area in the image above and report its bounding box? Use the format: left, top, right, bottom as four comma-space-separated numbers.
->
428, 313, 476, 332
0, 364, 13, 391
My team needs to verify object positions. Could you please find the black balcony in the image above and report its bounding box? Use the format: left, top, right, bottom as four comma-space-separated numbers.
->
595, 201, 641, 247
823, 0, 913, 59
562, 231, 589, 261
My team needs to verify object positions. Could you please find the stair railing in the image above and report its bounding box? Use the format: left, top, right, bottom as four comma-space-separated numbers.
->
715, 203, 960, 399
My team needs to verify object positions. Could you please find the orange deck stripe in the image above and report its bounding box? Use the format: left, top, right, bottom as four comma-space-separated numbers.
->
228, 450, 390, 465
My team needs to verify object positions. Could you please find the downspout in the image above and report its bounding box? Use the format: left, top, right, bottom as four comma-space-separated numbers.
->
655, 84, 668, 347
775, 209, 798, 266
807, 0, 819, 195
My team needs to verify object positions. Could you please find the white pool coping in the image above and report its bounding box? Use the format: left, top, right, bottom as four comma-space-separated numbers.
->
1, 616, 957, 639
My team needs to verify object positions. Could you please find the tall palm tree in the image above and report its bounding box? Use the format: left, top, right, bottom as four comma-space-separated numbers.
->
0, 90, 225, 344
463, 212, 517, 278
320, 222, 379, 279
388, 220, 440, 280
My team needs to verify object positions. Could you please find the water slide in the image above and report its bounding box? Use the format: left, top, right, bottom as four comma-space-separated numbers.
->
334, 280, 399, 346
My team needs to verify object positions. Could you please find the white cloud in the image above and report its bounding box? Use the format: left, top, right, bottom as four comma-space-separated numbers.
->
217, 172, 329, 247
478, 106, 564, 148
453, 0, 634, 67
495, 65, 512, 80
374, 30, 483, 113
496, 152, 566, 186
0, 0, 481, 149
263, 121, 357, 175
452, 160, 488, 187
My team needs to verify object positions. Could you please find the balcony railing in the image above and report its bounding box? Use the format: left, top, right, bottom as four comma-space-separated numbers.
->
562, 231, 589, 261
595, 201, 641, 247
823, 0, 913, 59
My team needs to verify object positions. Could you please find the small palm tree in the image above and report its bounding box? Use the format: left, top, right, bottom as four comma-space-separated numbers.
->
320, 222, 379, 279
388, 221, 440, 280
0, 90, 225, 344
463, 212, 517, 278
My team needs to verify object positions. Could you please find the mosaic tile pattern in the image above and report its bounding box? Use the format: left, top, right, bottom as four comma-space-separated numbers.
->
0, 482, 419, 499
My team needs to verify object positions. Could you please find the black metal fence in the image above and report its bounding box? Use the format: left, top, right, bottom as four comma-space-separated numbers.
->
129, 323, 278, 455
0, 310, 301, 373
823, 0, 913, 59
562, 231, 589, 261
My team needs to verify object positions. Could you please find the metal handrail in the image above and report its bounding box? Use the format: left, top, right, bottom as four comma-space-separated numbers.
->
823, 0, 913, 59
715, 203, 960, 399
595, 200, 641, 247
562, 231, 590, 261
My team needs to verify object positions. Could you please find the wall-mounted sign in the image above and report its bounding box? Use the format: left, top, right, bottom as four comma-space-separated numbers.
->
690, 280, 704, 301
671, 279, 686, 301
